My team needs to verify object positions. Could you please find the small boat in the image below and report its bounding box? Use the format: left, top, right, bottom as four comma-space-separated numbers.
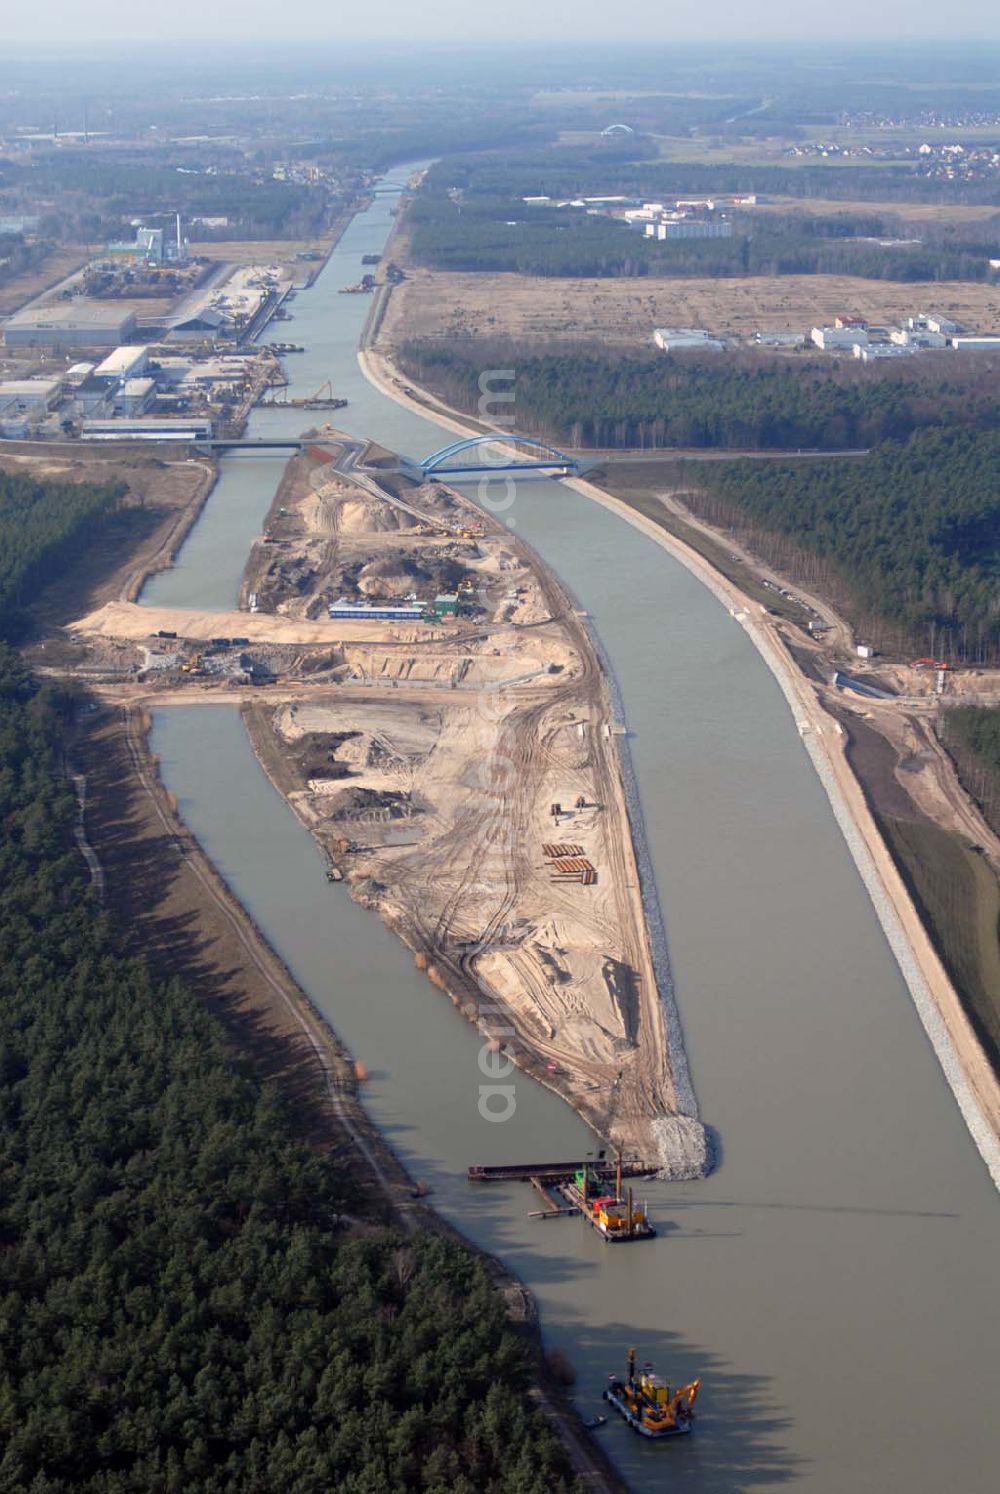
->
603, 1348, 700, 1439
582, 1414, 607, 1430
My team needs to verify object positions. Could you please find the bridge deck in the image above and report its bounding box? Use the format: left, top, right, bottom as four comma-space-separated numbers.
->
196, 438, 307, 452
421, 462, 577, 477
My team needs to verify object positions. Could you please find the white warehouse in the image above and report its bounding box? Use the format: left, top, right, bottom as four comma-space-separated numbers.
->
653, 327, 726, 352
811, 326, 869, 351
93, 346, 150, 382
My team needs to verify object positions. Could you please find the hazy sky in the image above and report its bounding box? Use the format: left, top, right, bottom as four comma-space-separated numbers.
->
4, 0, 997, 47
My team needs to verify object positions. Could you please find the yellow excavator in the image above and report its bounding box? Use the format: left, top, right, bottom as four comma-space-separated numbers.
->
603, 1346, 701, 1438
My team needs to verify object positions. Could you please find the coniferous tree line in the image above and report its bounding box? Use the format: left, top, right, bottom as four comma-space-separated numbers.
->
685, 430, 1000, 663
426, 149, 1000, 210
407, 188, 1000, 280
0, 469, 125, 640
398, 342, 1000, 453
0, 485, 580, 1492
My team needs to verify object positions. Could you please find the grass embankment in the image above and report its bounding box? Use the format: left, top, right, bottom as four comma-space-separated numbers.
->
877, 816, 1000, 1075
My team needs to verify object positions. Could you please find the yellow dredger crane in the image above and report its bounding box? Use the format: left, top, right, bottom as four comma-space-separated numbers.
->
603, 1347, 701, 1438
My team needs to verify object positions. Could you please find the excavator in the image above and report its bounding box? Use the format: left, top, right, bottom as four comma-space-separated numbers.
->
603, 1346, 701, 1438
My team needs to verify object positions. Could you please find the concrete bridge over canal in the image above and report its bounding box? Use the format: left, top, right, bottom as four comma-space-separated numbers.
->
196, 432, 588, 477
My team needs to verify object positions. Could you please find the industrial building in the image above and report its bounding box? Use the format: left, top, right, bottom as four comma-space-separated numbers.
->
811, 325, 869, 351
64, 362, 96, 387
166, 306, 229, 339
74, 378, 115, 417
653, 327, 726, 352
115, 378, 157, 416
3, 303, 137, 350
0, 376, 63, 435
93, 346, 150, 382
0, 377, 62, 415
328, 600, 425, 621
644, 220, 732, 240
890, 327, 947, 349
922, 315, 964, 336
807, 311, 997, 358
853, 343, 916, 362
102, 219, 188, 266
81, 416, 213, 442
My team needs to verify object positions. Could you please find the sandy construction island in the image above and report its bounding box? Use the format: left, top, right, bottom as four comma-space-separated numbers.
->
76, 448, 707, 1176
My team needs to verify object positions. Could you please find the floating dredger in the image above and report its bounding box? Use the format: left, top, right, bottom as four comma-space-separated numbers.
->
562, 1156, 655, 1241
467, 1155, 657, 1240
604, 1347, 701, 1438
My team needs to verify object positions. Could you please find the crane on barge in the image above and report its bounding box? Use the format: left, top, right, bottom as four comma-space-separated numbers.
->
604, 1347, 701, 1438
259, 380, 347, 411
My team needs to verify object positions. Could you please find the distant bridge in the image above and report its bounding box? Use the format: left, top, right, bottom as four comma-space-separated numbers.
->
194, 438, 306, 454
419, 433, 580, 479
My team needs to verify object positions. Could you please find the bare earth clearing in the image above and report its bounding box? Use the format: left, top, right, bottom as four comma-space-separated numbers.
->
76, 599, 479, 649
384, 267, 1000, 346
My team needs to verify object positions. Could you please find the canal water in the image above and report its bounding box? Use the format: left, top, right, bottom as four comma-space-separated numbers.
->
146, 172, 1000, 1492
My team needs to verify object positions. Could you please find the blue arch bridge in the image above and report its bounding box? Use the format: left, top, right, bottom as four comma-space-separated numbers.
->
417, 433, 582, 480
